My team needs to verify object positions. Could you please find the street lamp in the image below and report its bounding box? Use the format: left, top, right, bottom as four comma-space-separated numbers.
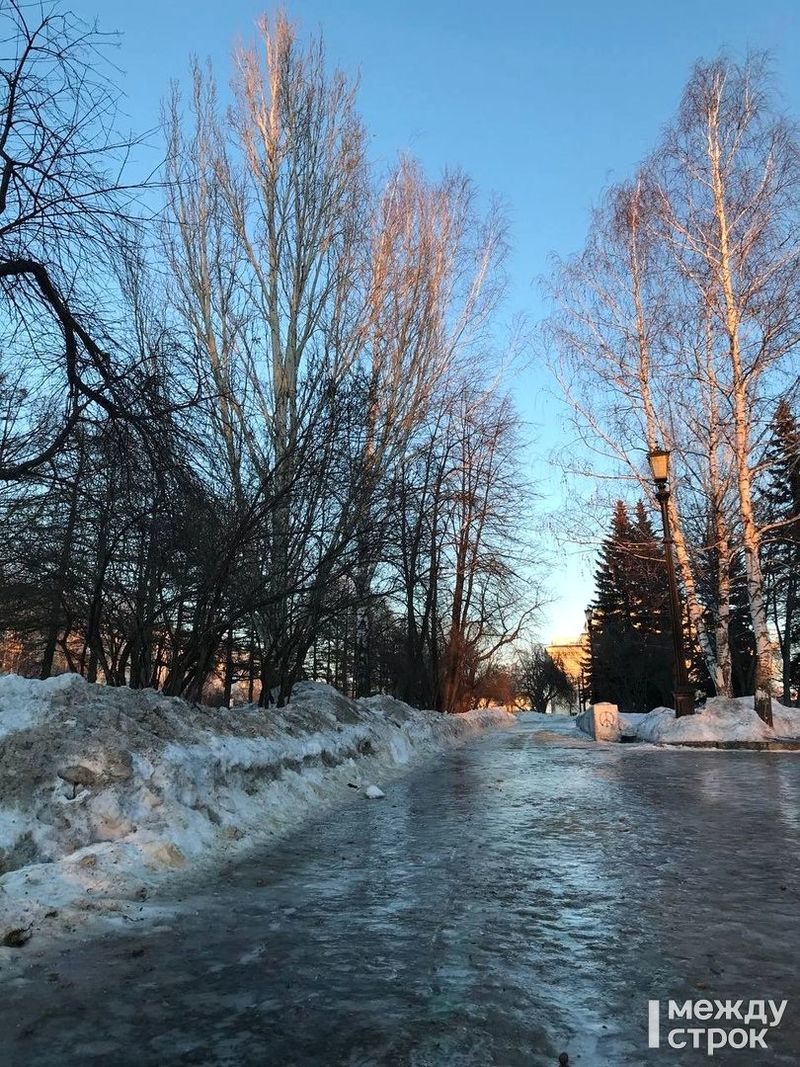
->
648, 448, 694, 718
584, 606, 596, 706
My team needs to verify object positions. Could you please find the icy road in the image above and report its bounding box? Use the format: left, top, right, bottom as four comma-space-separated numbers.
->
3, 714, 800, 1066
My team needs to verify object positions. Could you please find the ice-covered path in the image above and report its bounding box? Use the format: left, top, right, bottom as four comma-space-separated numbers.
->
3, 714, 800, 1066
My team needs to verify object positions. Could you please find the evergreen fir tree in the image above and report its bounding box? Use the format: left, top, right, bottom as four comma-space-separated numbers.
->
588, 500, 673, 713
728, 553, 757, 697
760, 400, 800, 703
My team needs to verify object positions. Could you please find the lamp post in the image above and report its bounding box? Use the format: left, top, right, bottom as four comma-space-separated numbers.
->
648, 448, 694, 718
584, 606, 596, 705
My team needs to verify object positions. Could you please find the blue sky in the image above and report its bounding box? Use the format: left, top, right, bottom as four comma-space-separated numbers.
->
77, 0, 800, 641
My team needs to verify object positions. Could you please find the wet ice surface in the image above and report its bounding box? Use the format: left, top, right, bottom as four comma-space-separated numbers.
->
3, 714, 800, 1066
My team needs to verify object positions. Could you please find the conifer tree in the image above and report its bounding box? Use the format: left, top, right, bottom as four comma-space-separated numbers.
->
589, 500, 672, 712
761, 401, 800, 703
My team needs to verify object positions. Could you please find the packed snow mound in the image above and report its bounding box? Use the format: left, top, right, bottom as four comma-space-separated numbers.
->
0, 672, 87, 739
632, 696, 800, 745
0, 675, 514, 943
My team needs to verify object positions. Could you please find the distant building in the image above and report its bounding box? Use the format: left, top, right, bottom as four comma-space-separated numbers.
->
546, 634, 589, 714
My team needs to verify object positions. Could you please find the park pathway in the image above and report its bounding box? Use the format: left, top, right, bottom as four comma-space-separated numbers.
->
2, 715, 800, 1065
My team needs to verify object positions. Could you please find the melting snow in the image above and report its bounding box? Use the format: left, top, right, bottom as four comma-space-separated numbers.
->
631, 696, 800, 744
0, 675, 513, 942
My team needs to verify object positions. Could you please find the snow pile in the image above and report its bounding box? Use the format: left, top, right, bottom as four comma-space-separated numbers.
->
773, 700, 800, 737
618, 712, 648, 732
0, 676, 514, 943
632, 696, 800, 745
0, 672, 85, 739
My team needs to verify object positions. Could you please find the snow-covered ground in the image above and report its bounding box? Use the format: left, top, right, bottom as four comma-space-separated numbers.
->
623, 696, 800, 745
0, 675, 514, 944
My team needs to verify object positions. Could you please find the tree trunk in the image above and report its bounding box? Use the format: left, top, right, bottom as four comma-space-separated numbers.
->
41, 452, 83, 678
710, 130, 773, 725
223, 629, 234, 707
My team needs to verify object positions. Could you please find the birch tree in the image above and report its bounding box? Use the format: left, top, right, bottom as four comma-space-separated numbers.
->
653, 56, 800, 724
547, 177, 732, 694
549, 56, 800, 721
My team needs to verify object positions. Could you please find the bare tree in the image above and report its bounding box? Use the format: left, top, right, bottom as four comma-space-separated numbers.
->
547, 177, 731, 694
164, 15, 507, 704
0, 0, 146, 480
0, 6, 538, 718
653, 56, 800, 724
548, 56, 800, 723
351, 156, 505, 695
516, 645, 575, 714
391, 381, 540, 714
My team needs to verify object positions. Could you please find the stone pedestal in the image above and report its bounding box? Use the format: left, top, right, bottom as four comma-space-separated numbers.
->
576, 701, 621, 742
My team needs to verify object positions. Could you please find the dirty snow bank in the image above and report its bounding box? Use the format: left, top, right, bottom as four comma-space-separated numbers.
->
0, 672, 83, 740
0, 676, 514, 943
632, 696, 800, 744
